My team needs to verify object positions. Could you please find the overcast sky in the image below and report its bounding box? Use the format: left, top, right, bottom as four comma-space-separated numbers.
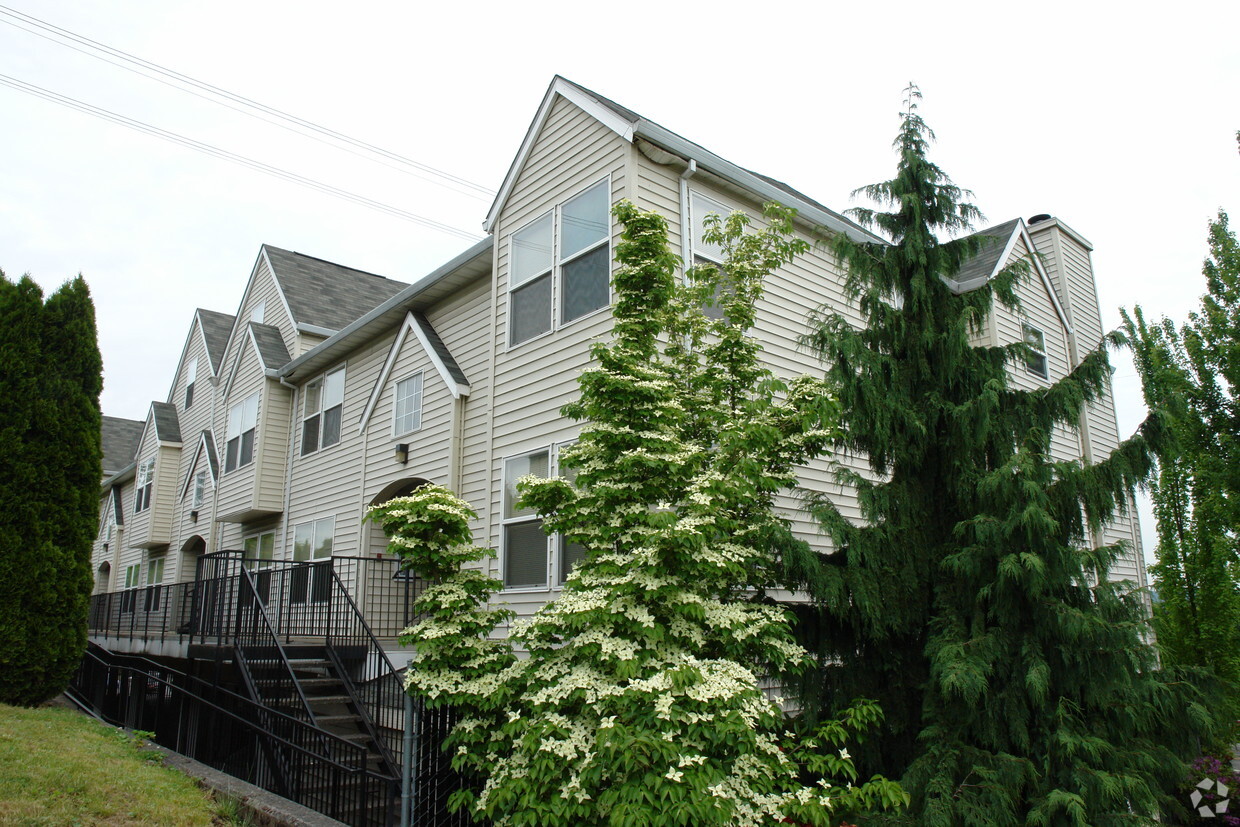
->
2, 1, 1238, 557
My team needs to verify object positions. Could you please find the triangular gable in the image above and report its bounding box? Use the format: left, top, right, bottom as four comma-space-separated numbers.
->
948, 219, 1073, 335
484, 76, 636, 233
179, 430, 220, 501
216, 247, 298, 395
359, 312, 471, 433
163, 309, 235, 404
221, 324, 287, 399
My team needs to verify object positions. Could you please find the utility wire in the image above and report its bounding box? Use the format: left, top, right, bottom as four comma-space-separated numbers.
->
0, 72, 482, 242
0, 4, 494, 201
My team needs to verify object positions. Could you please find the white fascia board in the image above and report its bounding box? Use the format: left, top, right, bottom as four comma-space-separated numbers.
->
296, 322, 337, 337
358, 315, 414, 434
1020, 224, 1074, 335
357, 312, 470, 435
410, 313, 471, 399
634, 122, 885, 245
483, 77, 637, 233
178, 431, 217, 501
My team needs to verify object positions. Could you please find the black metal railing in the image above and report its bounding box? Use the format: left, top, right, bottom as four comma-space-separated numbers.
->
68, 644, 396, 826
87, 582, 197, 643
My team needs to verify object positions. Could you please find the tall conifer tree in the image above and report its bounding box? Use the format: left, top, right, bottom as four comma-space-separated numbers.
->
786, 87, 1208, 824
0, 270, 102, 706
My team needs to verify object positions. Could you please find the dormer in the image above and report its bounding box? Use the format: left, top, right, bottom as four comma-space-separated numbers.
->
126, 402, 183, 549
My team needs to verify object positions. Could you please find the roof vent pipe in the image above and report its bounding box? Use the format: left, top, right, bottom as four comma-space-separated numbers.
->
1028, 214, 1053, 225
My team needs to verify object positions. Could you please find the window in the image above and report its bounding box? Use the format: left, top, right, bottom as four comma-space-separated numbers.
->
502, 444, 585, 588
192, 471, 206, 509
302, 367, 345, 455
144, 556, 165, 612
120, 563, 140, 613
185, 358, 197, 409
225, 392, 259, 473
690, 191, 732, 319
251, 301, 265, 324
503, 450, 550, 588
133, 457, 155, 512
393, 372, 423, 436
291, 517, 334, 603
243, 531, 275, 568
508, 180, 611, 346
1022, 322, 1048, 379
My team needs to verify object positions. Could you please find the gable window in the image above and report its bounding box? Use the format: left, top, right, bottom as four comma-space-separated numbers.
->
508, 179, 611, 346
192, 471, 207, 509
225, 392, 259, 473
302, 366, 345, 455
393, 372, 423, 436
134, 458, 155, 512
144, 555, 165, 612
291, 517, 334, 603
251, 301, 265, 324
503, 450, 550, 588
1022, 322, 1048, 379
185, 358, 197, 409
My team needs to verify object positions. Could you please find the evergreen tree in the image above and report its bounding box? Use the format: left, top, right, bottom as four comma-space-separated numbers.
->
0, 270, 102, 706
1123, 211, 1240, 731
371, 202, 908, 825
786, 86, 1209, 824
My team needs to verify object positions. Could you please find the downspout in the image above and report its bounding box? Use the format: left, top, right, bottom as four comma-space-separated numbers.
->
679, 159, 698, 276
279, 376, 300, 561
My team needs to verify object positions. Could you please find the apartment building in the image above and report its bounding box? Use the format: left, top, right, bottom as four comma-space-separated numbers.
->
91, 75, 1146, 639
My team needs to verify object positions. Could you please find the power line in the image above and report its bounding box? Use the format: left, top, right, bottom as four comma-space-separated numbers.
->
0, 72, 483, 242
0, 4, 495, 201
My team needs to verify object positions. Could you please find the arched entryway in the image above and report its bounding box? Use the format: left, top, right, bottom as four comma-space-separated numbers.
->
180, 535, 207, 583
94, 561, 111, 595
365, 477, 431, 558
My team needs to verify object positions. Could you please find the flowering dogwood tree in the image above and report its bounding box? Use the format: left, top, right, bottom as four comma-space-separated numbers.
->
369, 201, 907, 825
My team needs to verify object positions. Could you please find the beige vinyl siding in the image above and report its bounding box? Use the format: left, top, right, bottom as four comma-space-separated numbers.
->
167, 316, 219, 562
170, 446, 215, 582
214, 335, 264, 522
126, 421, 179, 549
634, 151, 683, 252
286, 337, 389, 561
217, 257, 294, 390
428, 277, 493, 554
991, 236, 1070, 393
363, 330, 451, 490
255, 380, 292, 514
488, 94, 629, 607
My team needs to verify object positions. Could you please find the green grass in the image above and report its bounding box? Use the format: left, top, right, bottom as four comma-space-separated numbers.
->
0, 702, 228, 826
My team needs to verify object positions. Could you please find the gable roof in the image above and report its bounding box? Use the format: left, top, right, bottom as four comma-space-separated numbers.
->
151, 401, 182, 443
263, 245, 409, 334
359, 311, 471, 433
101, 415, 144, 476
180, 430, 220, 500
485, 76, 880, 244
197, 308, 235, 375
250, 322, 293, 371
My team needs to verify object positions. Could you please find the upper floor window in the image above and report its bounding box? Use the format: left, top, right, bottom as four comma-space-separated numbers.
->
1022, 322, 1048, 379
302, 366, 345, 455
690, 191, 729, 265
225, 392, 259, 473
393, 372, 423, 436
251, 301, 265, 324
134, 457, 155, 513
509, 179, 611, 346
191, 471, 207, 509
185, 358, 197, 409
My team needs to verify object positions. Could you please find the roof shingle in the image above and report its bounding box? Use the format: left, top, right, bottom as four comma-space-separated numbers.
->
264, 246, 408, 332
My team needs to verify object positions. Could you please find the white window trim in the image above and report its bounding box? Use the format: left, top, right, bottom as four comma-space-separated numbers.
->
689, 189, 730, 267
301, 365, 347, 456
225, 392, 260, 474
500, 441, 582, 592
1022, 321, 1049, 379
392, 371, 424, 438
134, 457, 155, 513
185, 357, 197, 409
506, 177, 612, 350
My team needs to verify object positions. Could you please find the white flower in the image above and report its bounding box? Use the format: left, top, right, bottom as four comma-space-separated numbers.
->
599, 716, 617, 729
664, 768, 683, 782
838, 747, 850, 760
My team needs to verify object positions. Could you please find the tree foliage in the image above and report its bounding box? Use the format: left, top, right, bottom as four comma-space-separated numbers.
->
785, 86, 1209, 824
0, 270, 102, 706
1123, 210, 1240, 730
370, 201, 908, 825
